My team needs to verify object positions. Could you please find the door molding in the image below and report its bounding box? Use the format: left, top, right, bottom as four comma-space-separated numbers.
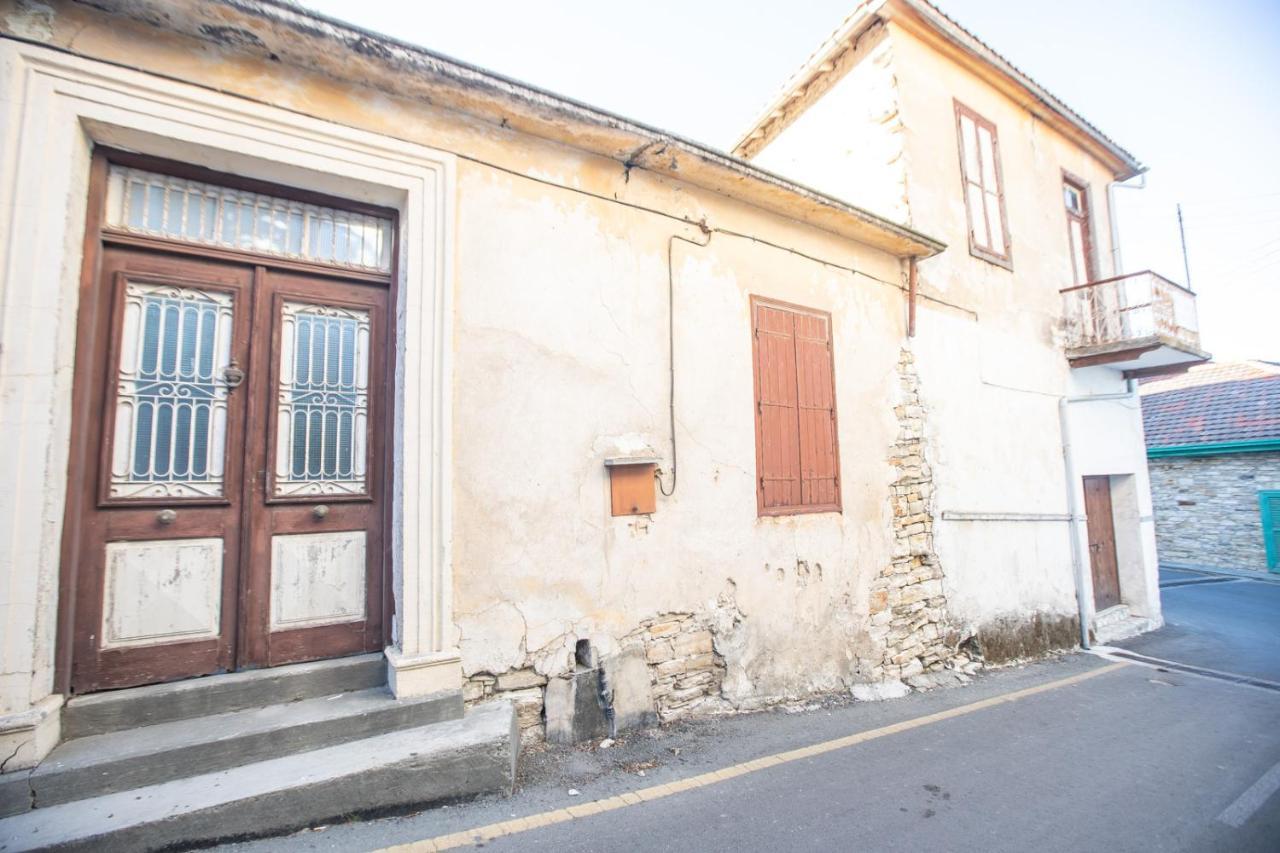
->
0, 41, 459, 719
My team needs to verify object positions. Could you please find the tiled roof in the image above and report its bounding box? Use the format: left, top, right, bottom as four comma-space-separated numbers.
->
1140, 361, 1280, 448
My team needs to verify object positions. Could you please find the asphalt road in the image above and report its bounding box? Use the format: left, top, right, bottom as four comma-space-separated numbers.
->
223, 569, 1280, 853
1115, 567, 1280, 683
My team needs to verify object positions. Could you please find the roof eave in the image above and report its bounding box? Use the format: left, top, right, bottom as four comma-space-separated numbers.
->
888, 0, 1144, 180
61, 0, 944, 259
732, 0, 1144, 181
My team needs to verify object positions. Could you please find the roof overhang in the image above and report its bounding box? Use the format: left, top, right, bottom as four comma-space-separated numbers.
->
1148, 439, 1280, 459
732, 0, 1144, 181
48, 0, 944, 259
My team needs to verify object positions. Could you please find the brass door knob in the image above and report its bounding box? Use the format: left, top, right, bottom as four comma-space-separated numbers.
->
156, 509, 177, 525
312, 504, 330, 520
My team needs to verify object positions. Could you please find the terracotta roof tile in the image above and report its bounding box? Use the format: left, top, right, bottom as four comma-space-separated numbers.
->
1141, 362, 1280, 448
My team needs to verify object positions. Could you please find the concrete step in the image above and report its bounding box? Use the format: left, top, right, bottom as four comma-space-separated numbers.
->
62, 653, 387, 739
1092, 604, 1132, 635
0, 686, 462, 816
0, 701, 517, 852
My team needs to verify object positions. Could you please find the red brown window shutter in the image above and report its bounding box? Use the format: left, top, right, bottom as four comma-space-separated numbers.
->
752, 298, 841, 516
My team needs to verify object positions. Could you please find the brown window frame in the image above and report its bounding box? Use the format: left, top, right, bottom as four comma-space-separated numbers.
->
750, 296, 842, 518
954, 100, 1013, 270
1061, 169, 1097, 285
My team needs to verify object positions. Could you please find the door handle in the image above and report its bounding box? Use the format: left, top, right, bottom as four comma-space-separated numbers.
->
223, 360, 245, 389
156, 509, 178, 526
312, 504, 330, 521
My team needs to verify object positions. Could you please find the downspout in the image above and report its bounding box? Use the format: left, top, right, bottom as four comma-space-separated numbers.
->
1106, 172, 1147, 276
907, 257, 918, 337
1058, 379, 1139, 649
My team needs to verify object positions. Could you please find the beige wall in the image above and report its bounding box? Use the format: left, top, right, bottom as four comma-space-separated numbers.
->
753, 20, 1162, 636
449, 155, 911, 701
0, 0, 927, 744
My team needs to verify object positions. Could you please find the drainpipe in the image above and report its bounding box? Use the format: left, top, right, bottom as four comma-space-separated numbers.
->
1058, 379, 1139, 649
1106, 172, 1147, 276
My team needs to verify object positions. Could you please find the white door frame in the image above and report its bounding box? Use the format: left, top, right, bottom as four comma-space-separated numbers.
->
0, 40, 459, 765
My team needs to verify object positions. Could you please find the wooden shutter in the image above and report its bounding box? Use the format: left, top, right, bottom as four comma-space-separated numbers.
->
1263, 492, 1280, 571
754, 302, 801, 511
794, 311, 839, 509
752, 298, 841, 516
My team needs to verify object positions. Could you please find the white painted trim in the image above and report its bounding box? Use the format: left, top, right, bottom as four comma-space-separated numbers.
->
0, 40, 458, 721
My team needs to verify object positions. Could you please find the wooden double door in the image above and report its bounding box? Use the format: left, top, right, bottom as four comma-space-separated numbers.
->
68, 247, 388, 693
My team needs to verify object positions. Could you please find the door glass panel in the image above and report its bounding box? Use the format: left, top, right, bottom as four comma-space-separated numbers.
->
110, 282, 233, 498
104, 166, 394, 273
275, 301, 370, 497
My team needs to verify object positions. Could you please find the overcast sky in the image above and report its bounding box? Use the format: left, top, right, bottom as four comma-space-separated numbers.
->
301, 0, 1280, 362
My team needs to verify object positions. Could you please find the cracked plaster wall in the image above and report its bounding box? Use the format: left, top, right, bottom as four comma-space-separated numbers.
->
749, 20, 1162, 647
450, 161, 911, 712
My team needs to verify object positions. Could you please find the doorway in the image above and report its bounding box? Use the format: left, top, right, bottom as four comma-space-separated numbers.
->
1083, 475, 1122, 611
64, 152, 395, 693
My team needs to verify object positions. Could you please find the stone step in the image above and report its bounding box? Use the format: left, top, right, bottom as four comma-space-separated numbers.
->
0, 686, 462, 817
0, 701, 516, 853
61, 653, 386, 739
1093, 604, 1132, 632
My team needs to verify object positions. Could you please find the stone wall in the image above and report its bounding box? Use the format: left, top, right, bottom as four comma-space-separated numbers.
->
628, 613, 727, 722
866, 347, 966, 680
1148, 451, 1280, 572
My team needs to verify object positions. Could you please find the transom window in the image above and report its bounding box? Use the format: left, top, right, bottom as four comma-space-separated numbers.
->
104, 165, 394, 273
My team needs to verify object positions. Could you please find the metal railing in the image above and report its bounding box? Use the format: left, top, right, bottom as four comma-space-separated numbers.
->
1061, 270, 1200, 352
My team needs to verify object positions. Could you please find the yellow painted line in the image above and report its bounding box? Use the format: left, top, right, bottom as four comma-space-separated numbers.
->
378, 662, 1128, 852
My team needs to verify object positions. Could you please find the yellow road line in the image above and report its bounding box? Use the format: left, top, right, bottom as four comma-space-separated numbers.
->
379, 662, 1128, 852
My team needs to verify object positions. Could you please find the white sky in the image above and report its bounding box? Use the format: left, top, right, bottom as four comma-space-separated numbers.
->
301, 0, 1280, 362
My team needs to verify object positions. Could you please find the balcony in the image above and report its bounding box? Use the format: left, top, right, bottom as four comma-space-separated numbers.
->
1061, 270, 1209, 377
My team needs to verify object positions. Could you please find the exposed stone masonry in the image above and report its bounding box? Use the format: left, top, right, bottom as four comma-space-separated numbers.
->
1148, 451, 1280, 572
464, 613, 727, 742
627, 613, 726, 722
465, 668, 547, 743
866, 347, 965, 680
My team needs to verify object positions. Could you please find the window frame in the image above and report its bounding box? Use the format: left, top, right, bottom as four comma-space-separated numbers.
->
953, 100, 1013, 270
750, 295, 843, 518
1061, 169, 1098, 286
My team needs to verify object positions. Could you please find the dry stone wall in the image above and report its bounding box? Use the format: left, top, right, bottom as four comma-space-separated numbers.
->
865, 347, 964, 680
1148, 451, 1280, 572
627, 613, 727, 722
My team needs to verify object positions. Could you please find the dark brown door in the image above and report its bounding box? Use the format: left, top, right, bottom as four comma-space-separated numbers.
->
1083, 475, 1121, 611
69, 248, 386, 692
238, 270, 386, 668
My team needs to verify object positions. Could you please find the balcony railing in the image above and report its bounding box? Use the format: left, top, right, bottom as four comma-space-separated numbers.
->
1061, 270, 1201, 354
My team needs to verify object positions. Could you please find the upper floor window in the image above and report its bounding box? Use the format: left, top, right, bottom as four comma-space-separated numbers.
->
751, 297, 841, 517
1062, 174, 1096, 285
954, 101, 1011, 269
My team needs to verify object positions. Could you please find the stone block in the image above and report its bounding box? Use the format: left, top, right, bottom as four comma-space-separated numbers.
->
603, 647, 655, 733
496, 669, 547, 692
544, 669, 608, 745
644, 640, 675, 664
850, 680, 910, 702
869, 589, 889, 613
671, 630, 713, 658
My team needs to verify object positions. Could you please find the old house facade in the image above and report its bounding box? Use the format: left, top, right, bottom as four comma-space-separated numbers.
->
1141, 361, 1280, 573
734, 0, 1208, 649
0, 0, 1207, 846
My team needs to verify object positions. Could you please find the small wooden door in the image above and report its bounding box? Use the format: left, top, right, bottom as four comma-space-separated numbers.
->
69, 248, 387, 692
1083, 475, 1121, 611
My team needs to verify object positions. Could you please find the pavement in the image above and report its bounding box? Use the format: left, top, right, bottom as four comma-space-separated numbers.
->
1114, 567, 1280, 683
219, 567, 1280, 853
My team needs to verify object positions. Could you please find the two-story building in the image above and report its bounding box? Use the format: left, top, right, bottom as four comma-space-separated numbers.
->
0, 0, 1206, 847
735, 0, 1208, 656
